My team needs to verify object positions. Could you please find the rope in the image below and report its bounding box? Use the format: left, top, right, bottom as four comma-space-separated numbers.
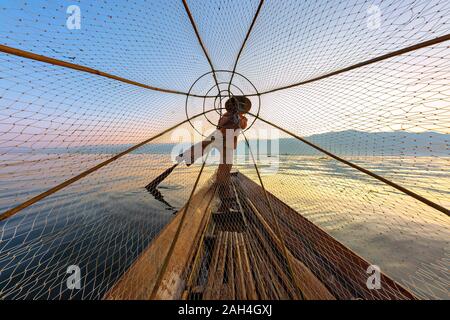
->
227, 0, 265, 95
0, 44, 207, 97
254, 34, 450, 96
5, 33, 445, 101
0, 109, 216, 222
242, 131, 305, 300
253, 114, 449, 217
181, 0, 221, 98
150, 150, 211, 299
183, 183, 219, 297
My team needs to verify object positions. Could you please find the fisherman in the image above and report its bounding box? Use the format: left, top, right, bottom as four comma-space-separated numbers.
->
216, 96, 250, 200
176, 96, 251, 208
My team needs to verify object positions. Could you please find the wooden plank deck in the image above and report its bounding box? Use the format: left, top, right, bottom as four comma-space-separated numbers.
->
105, 171, 416, 300
232, 172, 417, 300
183, 175, 333, 300
104, 185, 215, 300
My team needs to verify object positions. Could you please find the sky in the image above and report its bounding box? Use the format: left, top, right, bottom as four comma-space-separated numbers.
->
0, 0, 449, 150
0, 1, 448, 296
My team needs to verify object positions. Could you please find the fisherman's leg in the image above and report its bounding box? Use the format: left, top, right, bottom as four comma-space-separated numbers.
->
216, 135, 233, 189
216, 133, 235, 209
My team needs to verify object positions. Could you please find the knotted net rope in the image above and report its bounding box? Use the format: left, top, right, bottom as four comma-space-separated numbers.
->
0, 0, 448, 300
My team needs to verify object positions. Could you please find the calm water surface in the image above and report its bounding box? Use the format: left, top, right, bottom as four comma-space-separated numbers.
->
0, 154, 448, 299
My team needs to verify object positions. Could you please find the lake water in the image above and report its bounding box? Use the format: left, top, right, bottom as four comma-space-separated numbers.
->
0, 154, 448, 299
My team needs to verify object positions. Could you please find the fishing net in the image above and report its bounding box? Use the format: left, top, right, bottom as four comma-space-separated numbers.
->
0, 0, 449, 300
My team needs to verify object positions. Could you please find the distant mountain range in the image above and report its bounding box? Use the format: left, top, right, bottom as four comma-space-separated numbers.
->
8, 130, 448, 157
272, 130, 449, 156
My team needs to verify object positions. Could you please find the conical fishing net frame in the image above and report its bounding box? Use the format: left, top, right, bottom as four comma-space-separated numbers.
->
0, 0, 449, 300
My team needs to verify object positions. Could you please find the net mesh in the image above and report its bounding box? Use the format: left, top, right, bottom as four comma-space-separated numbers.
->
0, 0, 449, 300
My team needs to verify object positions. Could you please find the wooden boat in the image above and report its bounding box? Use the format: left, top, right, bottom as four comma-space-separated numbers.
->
105, 172, 416, 300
